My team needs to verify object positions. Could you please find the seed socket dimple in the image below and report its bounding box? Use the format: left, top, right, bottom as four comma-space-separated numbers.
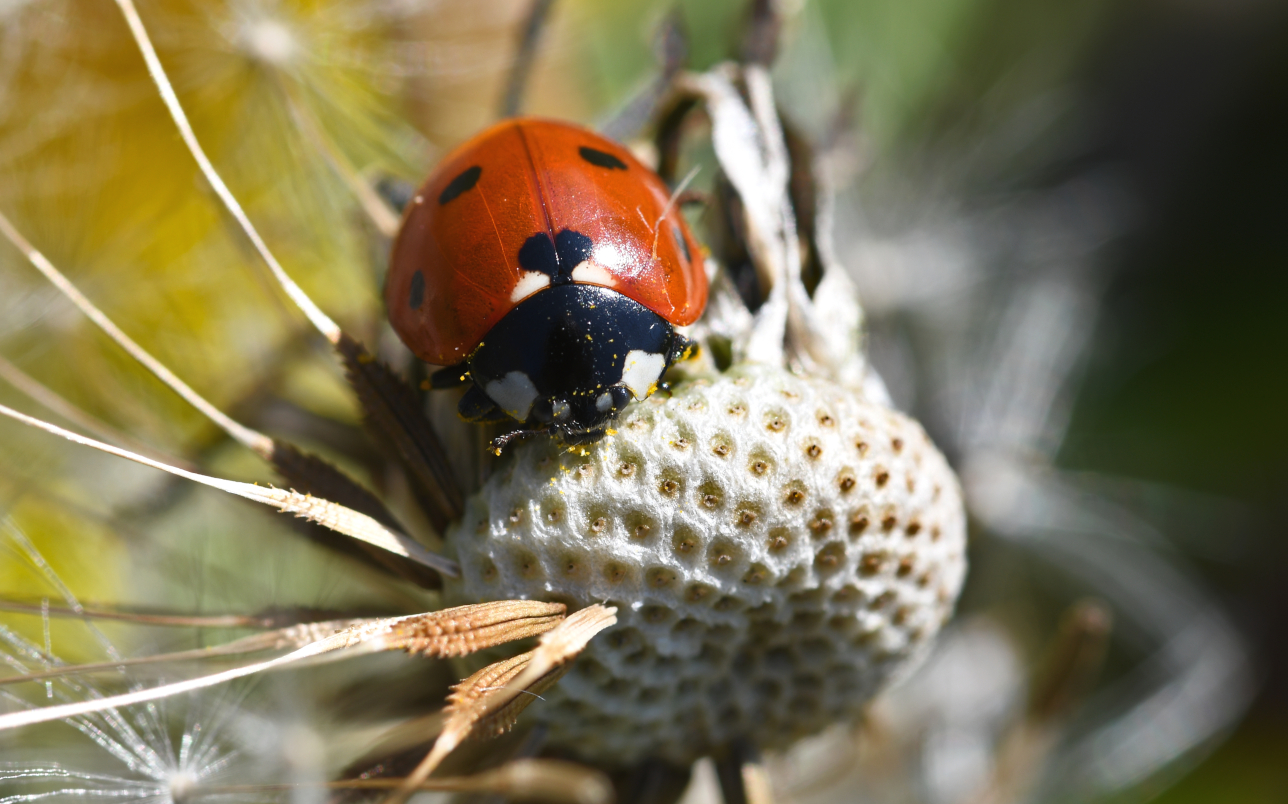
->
698, 480, 723, 509
871, 590, 897, 609
859, 552, 886, 576
619, 462, 637, 477
743, 564, 770, 584
714, 596, 744, 612
672, 526, 699, 555
874, 468, 890, 488
815, 542, 846, 569
784, 484, 806, 506
642, 605, 673, 624
832, 585, 859, 603
517, 551, 543, 578
709, 539, 739, 568
562, 556, 584, 577
647, 567, 677, 588
686, 583, 713, 603
809, 510, 834, 536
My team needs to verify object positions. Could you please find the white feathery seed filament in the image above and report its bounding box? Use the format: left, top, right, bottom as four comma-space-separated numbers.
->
0, 209, 272, 456
0, 402, 458, 577
113, 0, 343, 345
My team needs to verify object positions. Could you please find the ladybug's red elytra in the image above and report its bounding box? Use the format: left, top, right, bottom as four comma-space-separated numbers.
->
386, 118, 708, 443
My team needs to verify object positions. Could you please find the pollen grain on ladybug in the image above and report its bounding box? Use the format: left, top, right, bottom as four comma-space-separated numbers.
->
445, 364, 967, 764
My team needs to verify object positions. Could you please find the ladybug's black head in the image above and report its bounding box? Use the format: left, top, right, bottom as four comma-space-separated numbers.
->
459, 284, 690, 439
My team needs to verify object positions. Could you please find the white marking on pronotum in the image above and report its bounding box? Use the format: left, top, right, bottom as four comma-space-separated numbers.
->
569, 260, 617, 287
485, 372, 540, 420
510, 270, 551, 302
620, 351, 666, 400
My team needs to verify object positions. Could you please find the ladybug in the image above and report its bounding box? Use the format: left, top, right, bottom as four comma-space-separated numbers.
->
386, 118, 707, 444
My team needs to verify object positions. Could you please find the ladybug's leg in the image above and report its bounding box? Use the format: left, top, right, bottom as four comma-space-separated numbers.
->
667, 332, 699, 365
457, 385, 511, 424
375, 176, 417, 215
428, 362, 471, 390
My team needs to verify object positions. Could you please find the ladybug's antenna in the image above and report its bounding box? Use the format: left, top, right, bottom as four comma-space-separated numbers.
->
489, 428, 545, 456
652, 165, 702, 260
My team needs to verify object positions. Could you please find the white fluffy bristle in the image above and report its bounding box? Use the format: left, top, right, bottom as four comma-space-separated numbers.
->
444, 364, 966, 765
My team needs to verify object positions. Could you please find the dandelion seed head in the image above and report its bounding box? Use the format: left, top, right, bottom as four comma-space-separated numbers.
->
445, 364, 967, 765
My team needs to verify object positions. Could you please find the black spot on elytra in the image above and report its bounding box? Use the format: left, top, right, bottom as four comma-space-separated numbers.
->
408, 270, 425, 309
439, 165, 481, 205
579, 147, 627, 170
518, 229, 595, 284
